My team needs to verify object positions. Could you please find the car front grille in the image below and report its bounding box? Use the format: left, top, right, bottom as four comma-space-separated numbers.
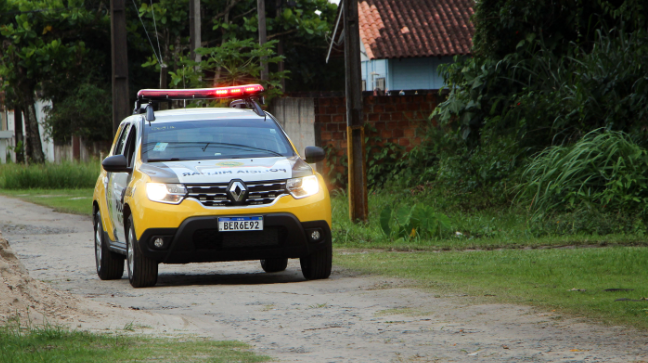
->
186, 180, 288, 207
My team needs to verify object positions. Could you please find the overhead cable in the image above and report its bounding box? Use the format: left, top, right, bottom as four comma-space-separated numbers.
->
130, 0, 162, 65
149, 0, 164, 66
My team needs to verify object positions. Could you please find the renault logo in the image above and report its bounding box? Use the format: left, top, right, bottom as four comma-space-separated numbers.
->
228, 181, 247, 202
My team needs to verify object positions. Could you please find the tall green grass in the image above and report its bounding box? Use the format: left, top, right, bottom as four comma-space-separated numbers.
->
0, 161, 101, 189
519, 130, 648, 217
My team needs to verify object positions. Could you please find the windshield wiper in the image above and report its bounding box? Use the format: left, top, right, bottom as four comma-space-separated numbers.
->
207, 142, 285, 157
147, 158, 180, 162
143, 142, 287, 157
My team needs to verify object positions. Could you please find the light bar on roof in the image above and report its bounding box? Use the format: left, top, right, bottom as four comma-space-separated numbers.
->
137, 84, 264, 100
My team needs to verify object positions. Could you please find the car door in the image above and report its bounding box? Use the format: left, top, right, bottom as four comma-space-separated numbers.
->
106, 122, 134, 243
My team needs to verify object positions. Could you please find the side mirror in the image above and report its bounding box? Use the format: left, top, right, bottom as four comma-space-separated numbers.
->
102, 155, 130, 173
145, 104, 156, 122
304, 146, 325, 163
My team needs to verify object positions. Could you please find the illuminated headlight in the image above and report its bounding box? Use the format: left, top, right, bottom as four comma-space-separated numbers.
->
286, 175, 320, 199
146, 183, 186, 204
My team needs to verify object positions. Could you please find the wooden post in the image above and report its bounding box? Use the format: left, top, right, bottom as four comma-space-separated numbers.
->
257, 0, 268, 81
189, 0, 201, 64
343, 0, 368, 222
110, 0, 130, 137
159, 64, 169, 110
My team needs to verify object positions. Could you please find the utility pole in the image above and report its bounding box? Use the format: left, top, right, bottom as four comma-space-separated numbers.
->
257, 0, 268, 81
110, 0, 130, 137
343, 0, 368, 222
159, 64, 169, 110
189, 0, 201, 64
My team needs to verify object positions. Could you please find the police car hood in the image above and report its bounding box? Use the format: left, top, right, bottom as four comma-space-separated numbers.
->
139, 156, 312, 184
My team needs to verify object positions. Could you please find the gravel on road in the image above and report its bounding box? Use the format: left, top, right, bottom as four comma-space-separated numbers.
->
1, 194, 647, 362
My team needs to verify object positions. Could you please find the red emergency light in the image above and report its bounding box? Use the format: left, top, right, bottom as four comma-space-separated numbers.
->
137, 84, 264, 100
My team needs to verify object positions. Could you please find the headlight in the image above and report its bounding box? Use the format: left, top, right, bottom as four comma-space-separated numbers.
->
146, 183, 186, 204
286, 175, 320, 199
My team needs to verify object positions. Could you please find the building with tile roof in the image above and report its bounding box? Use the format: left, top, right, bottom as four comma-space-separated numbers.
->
329, 0, 475, 92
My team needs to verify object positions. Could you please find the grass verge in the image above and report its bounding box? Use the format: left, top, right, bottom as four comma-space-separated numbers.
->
0, 161, 100, 189
331, 193, 648, 250
335, 246, 648, 329
0, 189, 94, 216
0, 321, 269, 363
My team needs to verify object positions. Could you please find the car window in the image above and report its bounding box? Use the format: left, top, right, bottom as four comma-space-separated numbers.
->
123, 125, 138, 168
141, 119, 295, 162
113, 123, 132, 155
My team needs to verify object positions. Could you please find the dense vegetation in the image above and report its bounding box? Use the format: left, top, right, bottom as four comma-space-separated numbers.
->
0, 0, 342, 162
327, 0, 648, 241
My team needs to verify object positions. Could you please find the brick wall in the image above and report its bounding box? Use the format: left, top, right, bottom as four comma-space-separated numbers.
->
313, 92, 442, 179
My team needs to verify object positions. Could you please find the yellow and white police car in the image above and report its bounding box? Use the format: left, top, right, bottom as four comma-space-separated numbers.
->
92, 85, 331, 287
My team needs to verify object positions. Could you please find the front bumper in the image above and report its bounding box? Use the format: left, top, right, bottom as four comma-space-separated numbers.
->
137, 213, 330, 264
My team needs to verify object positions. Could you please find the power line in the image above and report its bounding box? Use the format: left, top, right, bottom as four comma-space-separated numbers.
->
149, 0, 163, 66
130, 0, 162, 65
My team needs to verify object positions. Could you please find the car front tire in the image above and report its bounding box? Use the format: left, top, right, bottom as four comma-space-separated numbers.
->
95, 211, 124, 280
260, 258, 288, 273
126, 215, 158, 288
300, 240, 332, 280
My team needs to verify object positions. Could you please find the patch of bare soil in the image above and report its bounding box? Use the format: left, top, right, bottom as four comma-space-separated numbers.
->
0, 231, 85, 324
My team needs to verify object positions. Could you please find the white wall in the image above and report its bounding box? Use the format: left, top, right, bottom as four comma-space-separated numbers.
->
269, 97, 316, 157
0, 100, 54, 164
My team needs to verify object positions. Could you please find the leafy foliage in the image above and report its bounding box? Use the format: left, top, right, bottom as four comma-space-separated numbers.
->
519, 130, 648, 218
43, 83, 112, 144
379, 204, 451, 240
433, 0, 648, 150
0, 0, 104, 160
171, 38, 287, 100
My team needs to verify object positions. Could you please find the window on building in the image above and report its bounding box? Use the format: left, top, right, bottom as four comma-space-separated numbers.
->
376, 77, 386, 91
362, 80, 366, 91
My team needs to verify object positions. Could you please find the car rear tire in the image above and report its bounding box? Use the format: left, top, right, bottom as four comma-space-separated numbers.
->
260, 258, 288, 273
94, 211, 124, 280
300, 240, 332, 280
126, 215, 158, 288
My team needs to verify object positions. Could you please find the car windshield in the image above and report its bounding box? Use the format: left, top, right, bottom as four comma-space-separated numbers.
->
141, 118, 295, 162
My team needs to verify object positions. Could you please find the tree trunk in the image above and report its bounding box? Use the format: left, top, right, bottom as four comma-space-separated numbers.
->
22, 92, 45, 164
13, 105, 24, 163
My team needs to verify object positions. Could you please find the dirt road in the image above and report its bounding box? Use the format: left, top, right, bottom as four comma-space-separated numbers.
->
1, 195, 647, 362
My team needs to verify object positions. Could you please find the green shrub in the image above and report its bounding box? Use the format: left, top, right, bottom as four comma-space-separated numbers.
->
379, 204, 452, 240
519, 130, 648, 218
0, 161, 101, 189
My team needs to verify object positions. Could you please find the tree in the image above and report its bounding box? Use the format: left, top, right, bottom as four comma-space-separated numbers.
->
135, 0, 341, 92
0, 0, 104, 163
171, 38, 287, 100
433, 0, 648, 151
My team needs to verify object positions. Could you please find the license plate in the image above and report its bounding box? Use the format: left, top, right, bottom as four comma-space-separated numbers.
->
218, 216, 263, 232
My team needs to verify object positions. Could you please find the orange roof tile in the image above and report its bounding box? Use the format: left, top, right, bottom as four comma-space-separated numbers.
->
358, 0, 474, 59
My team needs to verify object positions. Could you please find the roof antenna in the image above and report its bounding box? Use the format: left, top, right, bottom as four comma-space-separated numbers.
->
182, 65, 187, 109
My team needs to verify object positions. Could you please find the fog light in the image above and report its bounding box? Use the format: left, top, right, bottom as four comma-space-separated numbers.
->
311, 230, 321, 241
153, 237, 165, 248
